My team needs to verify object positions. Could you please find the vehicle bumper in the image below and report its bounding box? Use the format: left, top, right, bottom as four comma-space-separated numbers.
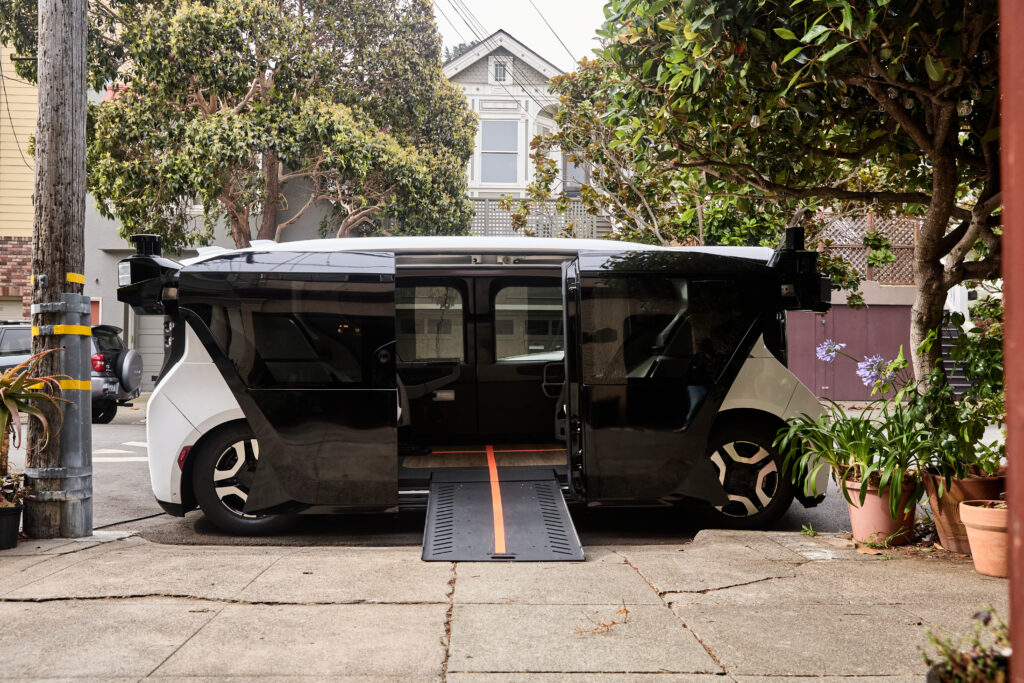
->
155, 499, 187, 517
91, 376, 140, 403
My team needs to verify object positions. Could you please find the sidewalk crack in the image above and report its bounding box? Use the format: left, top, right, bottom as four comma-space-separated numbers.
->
441, 561, 457, 682
0, 594, 447, 606
615, 549, 730, 677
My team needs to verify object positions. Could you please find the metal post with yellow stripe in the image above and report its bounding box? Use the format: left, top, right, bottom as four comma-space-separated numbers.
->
25, 286, 93, 537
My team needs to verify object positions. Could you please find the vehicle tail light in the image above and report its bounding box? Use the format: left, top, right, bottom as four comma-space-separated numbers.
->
177, 446, 191, 470
91, 353, 105, 372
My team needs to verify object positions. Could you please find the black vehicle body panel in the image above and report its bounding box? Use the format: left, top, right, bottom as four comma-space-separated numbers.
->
118, 234, 830, 514
175, 251, 398, 514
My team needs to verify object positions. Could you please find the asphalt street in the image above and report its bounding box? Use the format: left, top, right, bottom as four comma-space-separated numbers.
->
9, 399, 854, 545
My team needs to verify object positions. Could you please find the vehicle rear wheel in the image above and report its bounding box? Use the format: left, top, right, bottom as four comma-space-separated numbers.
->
92, 400, 117, 424
703, 417, 794, 530
192, 423, 296, 535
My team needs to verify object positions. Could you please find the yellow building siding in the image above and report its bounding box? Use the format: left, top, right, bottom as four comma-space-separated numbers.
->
0, 45, 36, 238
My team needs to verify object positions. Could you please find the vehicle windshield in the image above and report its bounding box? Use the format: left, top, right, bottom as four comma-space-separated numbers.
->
0, 328, 30, 356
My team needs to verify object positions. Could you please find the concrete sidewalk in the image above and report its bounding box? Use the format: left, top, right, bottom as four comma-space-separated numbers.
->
0, 529, 1007, 681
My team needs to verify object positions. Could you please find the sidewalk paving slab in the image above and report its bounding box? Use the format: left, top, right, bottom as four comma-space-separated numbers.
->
448, 675, 728, 681
236, 546, 452, 604
152, 603, 448, 679
4, 540, 290, 601
447, 603, 722, 674
0, 598, 215, 679
453, 550, 661, 606
671, 603, 934, 677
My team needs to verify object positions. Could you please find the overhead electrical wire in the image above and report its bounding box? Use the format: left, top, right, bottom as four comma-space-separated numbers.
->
0, 55, 33, 170
442, 0, 551, 114
527, 0, 578, 65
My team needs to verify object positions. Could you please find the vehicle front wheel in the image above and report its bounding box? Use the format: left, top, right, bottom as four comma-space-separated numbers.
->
92, 400, 117, 424
192, 423, 296, 535
702, 417, 795, 530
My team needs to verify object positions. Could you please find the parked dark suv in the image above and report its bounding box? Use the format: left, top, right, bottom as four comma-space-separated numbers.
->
91, 325, 143, 423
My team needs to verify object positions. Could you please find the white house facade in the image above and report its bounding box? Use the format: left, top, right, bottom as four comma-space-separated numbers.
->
443, 31, 602, 238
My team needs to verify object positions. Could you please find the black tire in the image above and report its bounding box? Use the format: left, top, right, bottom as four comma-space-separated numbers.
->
702, 416, 795, 530
92, 400, 117, 424
192, 423, 296, 535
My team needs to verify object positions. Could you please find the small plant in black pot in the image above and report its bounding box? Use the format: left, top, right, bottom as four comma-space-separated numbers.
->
0, 349, 66, 549
923, 609, 1010, 682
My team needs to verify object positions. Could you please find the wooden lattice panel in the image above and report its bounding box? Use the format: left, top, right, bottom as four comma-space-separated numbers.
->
469, 199, 598, 239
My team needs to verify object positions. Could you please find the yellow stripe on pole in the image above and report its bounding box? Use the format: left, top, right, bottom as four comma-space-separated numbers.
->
66, 272, 85, 284
31, 325, 92, 337
58, 379, 91, 391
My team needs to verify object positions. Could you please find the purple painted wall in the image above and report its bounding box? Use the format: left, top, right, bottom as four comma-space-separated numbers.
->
787, 305, 912, 401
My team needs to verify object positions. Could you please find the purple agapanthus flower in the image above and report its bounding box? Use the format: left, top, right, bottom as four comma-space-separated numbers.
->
815, 339, 846, 363
856, 354, 894, 387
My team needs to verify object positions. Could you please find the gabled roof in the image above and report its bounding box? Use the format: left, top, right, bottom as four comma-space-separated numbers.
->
442, 29, 566, 81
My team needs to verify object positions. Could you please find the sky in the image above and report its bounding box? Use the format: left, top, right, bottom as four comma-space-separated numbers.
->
431, 0, 609, 72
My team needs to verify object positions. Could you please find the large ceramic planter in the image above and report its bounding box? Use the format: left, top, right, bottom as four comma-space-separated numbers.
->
960, 500, 1008, 578
843, 478, 916, 546
0, 504, 21, 549
923, 472, 1005, 554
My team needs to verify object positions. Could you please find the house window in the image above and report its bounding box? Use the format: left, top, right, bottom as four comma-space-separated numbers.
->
488, 56, 514, 85
563, 156, 588, 197
481, 120, 519, 184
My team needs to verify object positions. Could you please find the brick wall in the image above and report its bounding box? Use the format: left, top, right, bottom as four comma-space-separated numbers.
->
0, 235, 31, 316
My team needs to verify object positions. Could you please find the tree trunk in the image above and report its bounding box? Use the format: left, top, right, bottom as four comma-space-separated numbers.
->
25, 0, 88, 537
257, 152, 279, 241
909, 255, 947, 383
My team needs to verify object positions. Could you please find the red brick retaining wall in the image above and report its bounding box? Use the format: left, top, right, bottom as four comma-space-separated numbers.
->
0, 235, 32, 317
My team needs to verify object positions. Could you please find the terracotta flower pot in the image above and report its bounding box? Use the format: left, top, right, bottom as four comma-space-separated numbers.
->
960, 500, 1008, 578
923, 472, 1005, 554
843, 478, 916, 546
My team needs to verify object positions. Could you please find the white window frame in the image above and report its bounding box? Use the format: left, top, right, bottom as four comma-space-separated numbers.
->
479, 118, 520, 186
488, 55, 514, 85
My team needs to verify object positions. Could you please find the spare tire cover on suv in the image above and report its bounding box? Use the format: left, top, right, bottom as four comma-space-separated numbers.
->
116, 349, 144, 392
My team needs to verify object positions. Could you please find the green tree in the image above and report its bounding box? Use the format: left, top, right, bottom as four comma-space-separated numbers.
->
505, 57, 802, 248
444, 39, 479, 63
579, 0, 999, 379
6, 0, 476, 249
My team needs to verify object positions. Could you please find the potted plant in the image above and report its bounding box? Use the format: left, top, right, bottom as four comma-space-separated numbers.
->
960, 500, 1008, 578
778, 384, 926, 546
0, 350, 66, 549
923, 609, 1009, 681
916, 302, 1005, 554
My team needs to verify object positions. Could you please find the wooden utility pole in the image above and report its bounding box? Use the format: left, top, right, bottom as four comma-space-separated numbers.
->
23, 0, 92, 537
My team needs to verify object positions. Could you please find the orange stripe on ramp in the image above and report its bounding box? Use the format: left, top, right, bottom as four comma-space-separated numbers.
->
486, 444, 506, 555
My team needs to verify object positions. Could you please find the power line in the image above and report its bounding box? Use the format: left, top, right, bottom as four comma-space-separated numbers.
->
430, 0, 469, 46
0, 55, 33, 170
442, 0, 551, 114
527, 0, 577, 65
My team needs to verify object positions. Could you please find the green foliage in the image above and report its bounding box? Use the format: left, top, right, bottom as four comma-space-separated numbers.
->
776, 388, 927, 518
923, 609, 1009, 682
534, 0, 999, 378
33, 0, 475, 249
0, 349, 68, 506
443, 40, 479, 63
913, 305, 1005, 481
0, 0, 145, 89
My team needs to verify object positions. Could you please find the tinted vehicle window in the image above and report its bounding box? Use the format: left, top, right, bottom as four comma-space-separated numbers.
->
0, 328, 30, 355
396, 285, 465, 363
92, 329, 123, 353
493, 284, 563, 360
197, 278, 394, 389
581, 276, 759, 385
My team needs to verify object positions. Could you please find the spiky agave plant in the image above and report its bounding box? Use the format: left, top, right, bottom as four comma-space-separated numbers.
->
0, 349, 67, 507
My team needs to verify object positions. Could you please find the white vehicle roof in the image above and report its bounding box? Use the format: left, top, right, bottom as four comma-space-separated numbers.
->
184, 236, 774, 265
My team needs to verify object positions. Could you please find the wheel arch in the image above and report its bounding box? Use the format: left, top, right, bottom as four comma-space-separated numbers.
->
179, 418, 252, 514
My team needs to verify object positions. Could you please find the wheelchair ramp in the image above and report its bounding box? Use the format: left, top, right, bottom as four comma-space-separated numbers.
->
422, 448, 583, 562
